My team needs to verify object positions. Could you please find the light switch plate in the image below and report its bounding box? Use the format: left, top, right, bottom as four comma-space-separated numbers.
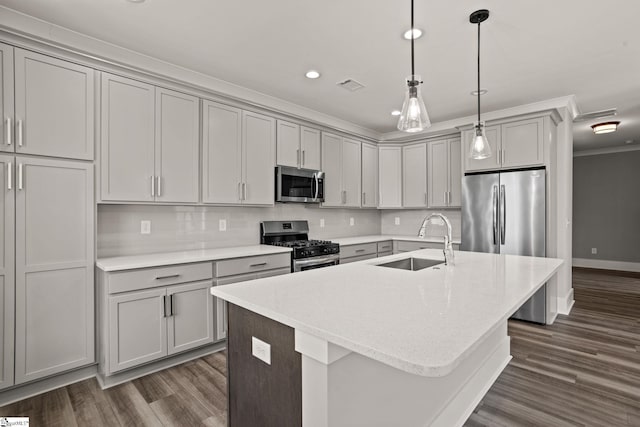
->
320, 218, 325, 228
349, 217, 355, 226
394, 217, 400, 225
219, 219, 227, 232
251, 336, 271, 365
140, 220, 151, 234
591, 248, 597, 254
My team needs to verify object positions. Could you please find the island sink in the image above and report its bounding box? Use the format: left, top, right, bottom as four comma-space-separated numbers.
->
376, 257, 443, 271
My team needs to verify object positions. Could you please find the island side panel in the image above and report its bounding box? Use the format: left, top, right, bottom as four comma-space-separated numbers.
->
227, 303, 302, 427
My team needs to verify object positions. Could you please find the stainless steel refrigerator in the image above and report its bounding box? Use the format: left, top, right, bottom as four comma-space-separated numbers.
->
461, 168, 546, 323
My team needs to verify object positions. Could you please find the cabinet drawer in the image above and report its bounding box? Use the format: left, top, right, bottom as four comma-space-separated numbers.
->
214, 253, 290, 278
396, 241, 442, 252
376, 241, 393, 253
108, 262, 213, 294
340, 243, 377, 259
340, 253, 377, 264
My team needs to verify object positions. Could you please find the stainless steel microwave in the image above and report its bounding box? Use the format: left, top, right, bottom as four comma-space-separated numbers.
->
275, 166, 324, 203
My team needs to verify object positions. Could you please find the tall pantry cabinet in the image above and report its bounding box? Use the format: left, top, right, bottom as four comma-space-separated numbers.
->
0, 43, 95, 389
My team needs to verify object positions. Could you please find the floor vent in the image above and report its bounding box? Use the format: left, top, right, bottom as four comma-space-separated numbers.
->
337, 79, 365, 92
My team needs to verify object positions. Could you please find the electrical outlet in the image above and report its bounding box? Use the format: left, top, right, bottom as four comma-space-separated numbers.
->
140, 220, 151, 234
394, 217, 400, 226
349, 217, 355, 226
251, 336, 271, 365
591, 247, 597, 255
320, 218, 325, 228
219, 219, 227, 232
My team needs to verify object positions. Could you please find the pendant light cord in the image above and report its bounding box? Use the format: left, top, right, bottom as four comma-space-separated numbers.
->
477, 20, 481, 124
411, 0, 415, 77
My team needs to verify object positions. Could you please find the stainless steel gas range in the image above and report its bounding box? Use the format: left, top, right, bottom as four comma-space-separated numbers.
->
260, 220, 340, 272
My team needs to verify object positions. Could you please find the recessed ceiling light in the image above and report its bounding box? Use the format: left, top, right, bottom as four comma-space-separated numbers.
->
305, 70, 320, 79
403, 28, 423, 40
391, 110, 402, 116
470, 89, 488, 96
591, 121, 620, 134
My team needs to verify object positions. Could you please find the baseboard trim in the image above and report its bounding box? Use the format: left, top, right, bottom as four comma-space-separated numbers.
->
557, 288, 575, 316
97, 341, 226, 389
572, 258, 640, 273
0, 364, 98, 407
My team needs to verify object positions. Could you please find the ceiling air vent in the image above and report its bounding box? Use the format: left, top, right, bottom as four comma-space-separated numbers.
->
337, 79, 365, 92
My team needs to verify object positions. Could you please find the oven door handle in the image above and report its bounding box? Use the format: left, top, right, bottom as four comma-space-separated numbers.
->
294, 255, 340, 266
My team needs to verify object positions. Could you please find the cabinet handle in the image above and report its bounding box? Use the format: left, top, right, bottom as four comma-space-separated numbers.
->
17, 119, 23, 147
155, 274, 180, 280
302, 150, 306, 166
297, 149, 300, 167
380, 245, 391, 250
7, 162, 11, 190
242, 182, 247, 200
5, 117, 10, 146
342, 190, 346, 204
163, 295, 168, 318
238, 182, 242, 200
18, 163, 22, 190
424, 192, 427, 205
150, 176, 155, 197
502, 149, 506, 165
170, 294, 174, 316
355, 249, 366, 253
156, 176, 161, 197
249, 262, 268, 267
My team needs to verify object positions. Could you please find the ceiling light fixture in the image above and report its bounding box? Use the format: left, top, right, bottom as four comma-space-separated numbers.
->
470, 89, 488, 96
397, 0, 430, 133
305, 70, 320, 79
391, 110, 402, 116
591, 121, 620, 134
403, 28, 423, 40
468, 9, 492, 160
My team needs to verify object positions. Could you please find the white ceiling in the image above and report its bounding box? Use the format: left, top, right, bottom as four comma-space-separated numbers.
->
1, 0, 639, 151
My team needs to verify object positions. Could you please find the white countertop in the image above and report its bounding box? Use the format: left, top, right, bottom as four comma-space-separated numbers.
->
211, 250, 562, 377
96, 245, 292, 272
330, 234, 462, 246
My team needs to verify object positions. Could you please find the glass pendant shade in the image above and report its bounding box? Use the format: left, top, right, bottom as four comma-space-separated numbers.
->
469, 123, 492, 159
397, 76, 430, 132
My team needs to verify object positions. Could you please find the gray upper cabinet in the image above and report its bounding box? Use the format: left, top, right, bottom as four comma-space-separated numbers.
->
463, 117, 544, 172
202, 102, 275, 205
155, 88, 199, 203
101, 73, 199, 203
402, 142, 428, 208
14, 157, 94, 384
101, 73, 155, 202
202, 100, 242, 204
0, 44, 14, 154
276, 120, 300, 168
0, 155, 14, 390
428, 137, 461, 208
378, 146, 402, 208
276, 121, 321, 170
300, 126, 321, 170
243, 111, 276, 205
13, 49, 94, 160
321, 132, 361, 207
361, 142, 378, 208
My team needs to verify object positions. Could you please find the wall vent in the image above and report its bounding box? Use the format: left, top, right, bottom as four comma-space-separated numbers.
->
337, 79, 365, 92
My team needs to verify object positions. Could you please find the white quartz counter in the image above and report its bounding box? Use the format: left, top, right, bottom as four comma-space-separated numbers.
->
211, 250, 562, 377
330, 234, 462, 246
96, 245, 292, 272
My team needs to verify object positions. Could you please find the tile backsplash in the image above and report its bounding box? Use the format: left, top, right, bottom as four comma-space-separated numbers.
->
98, 204, 382, 258
380, 209, 462, 240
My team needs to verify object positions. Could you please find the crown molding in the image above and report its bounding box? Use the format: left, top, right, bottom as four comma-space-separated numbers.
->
573, 144, 640, 157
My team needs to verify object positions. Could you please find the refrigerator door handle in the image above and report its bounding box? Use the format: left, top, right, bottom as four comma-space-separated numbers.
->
500, 184, 506, 245
492, 185, 498, 245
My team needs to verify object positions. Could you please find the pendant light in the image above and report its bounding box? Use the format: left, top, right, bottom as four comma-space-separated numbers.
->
468, 9, 492, 159
397, 0, 431, 133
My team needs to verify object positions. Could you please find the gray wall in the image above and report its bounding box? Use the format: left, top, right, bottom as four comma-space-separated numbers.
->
573, 150, 640, 262
98, 204, 381, 257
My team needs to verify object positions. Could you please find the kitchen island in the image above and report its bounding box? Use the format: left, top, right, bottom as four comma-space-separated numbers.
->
211, 249, 563, 427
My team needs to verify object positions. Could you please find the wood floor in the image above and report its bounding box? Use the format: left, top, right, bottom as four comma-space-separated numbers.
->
1, 267, 639, 426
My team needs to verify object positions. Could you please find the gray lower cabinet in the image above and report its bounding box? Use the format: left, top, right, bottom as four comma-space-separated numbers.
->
100, 262, 215, 375
14, 157, 94, 385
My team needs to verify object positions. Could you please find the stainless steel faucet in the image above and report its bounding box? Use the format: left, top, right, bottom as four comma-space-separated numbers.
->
418, 213, 455, 265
